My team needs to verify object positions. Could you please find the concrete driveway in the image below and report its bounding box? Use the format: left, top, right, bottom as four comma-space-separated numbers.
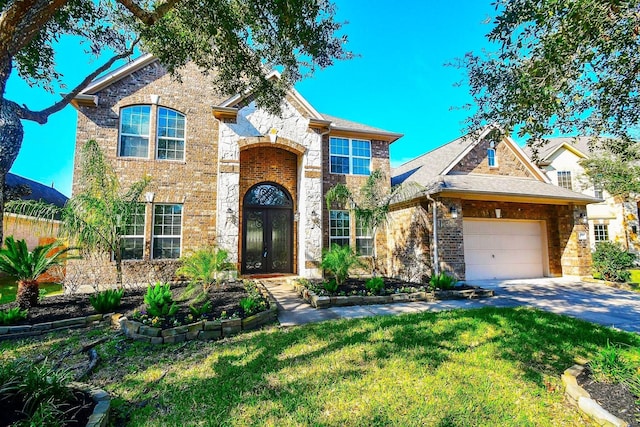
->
469, 277, 640, 334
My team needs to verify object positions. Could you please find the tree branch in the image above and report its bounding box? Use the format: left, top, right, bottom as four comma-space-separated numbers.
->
15, 40, 138, 124
115, 0, 182, 26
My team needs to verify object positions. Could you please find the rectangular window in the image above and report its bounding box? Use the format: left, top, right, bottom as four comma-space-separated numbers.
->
487, 148, 497, 167
157, 107, 186, 160
119, 106, 151, 157
329, 137, 371, 175
594, 181, 604, 199
594, 224, 609, 243
356, 218, 373, 256
557, 171, 573, 190
153, 204, 182, 259
329, 210, 350, 247
119, 204, 146, 260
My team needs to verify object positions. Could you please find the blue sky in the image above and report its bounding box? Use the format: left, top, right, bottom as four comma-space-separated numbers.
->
6, 1, 497, 197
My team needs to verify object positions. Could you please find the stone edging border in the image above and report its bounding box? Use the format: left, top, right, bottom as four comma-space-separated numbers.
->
562, 364, 629, 427
118, 281, 278, 344
291, 279, 494, 309
0, 313, 114, 341
68, 381, 111, 427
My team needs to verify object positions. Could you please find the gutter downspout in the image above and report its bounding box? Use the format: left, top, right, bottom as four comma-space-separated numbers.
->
425, 193, 439, 276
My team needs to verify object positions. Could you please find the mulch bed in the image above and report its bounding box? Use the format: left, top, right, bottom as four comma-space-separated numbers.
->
307, 277, 476, 296
0, 389, 94, 427
577, 368, 640, 426
0, 282, 257, 326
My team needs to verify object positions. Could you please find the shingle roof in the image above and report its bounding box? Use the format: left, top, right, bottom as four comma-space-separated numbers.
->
321, 113, 403, 140
391, 129, 599, 205
6, 173, 68, 208
523, 136, 598, 162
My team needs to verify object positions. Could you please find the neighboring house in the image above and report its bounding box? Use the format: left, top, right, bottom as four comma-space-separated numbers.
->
524, 137, 639, 252
70, 54, 401, 285
388, 125, 599, 282
3, 173, 67, 249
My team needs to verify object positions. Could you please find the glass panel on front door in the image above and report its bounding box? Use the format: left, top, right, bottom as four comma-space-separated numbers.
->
242, 183, 293, 274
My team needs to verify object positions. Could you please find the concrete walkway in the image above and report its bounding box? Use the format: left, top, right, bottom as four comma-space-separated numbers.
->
261, 277, 640, 334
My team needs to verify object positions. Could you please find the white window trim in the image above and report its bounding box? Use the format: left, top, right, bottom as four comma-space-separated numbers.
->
329, 209, 350, 247
593, 223, 609, 242
557, 170, 573, 190
118, 105, 151, 159
115, 204, 146, 261
151, 203, 184, 259
329, 137, 371, 176
356, 218, 374, 257
155, 106, 187, 162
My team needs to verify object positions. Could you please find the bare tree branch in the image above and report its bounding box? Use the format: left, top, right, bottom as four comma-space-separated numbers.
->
115, 0, 182, 26
16, 40, 139, 124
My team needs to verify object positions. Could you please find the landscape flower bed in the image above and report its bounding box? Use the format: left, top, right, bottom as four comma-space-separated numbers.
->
0, 280, 277, 343
294, 278, 494, 309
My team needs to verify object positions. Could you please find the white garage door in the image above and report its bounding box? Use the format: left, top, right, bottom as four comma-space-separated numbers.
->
463, 219, 545, 280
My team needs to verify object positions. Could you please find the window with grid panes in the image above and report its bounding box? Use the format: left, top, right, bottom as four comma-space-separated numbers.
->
356, 218, 373, 256
329, 210, 350, 247
157, 107, 186, 160
152, 204, 182, 259
593, 224, 609, 243
119, 204, 146, 260
329, 137, 371, 175
119, 106, 151, 157
557, 171, 573, 190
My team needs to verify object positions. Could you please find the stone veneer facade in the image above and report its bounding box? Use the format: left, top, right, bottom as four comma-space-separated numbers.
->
70, 60, 393, 286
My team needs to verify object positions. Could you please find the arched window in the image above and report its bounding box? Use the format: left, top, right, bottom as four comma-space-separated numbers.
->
157, 107, 186, 160
487, 147, 497, 167
119, 106, 151, 157
244, 183, 293, 207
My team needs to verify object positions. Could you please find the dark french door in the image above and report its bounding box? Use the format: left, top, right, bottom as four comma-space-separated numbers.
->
242, 183, 293, 274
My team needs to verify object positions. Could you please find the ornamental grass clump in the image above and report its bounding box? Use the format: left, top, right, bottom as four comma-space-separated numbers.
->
429, 272, 457, 291
365, 276, 385, 295
0, 306, 28, 325
144, 282, 178, 318
89, 288, 124, 313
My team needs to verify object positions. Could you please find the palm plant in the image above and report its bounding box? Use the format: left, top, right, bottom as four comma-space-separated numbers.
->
176, 247, 235, 292
6, 140, 150, 286
0, 237, 73, 310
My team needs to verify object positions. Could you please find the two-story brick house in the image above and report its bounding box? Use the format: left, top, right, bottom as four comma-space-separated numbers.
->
70, 54, 401, 285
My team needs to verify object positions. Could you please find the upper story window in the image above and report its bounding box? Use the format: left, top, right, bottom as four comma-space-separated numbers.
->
119, 106, 151, 158
330, 137, 371, 175
594, 181, 604, 199
157, 107, 186, 160
557, 171, 573, 190
487, 148, 497, 167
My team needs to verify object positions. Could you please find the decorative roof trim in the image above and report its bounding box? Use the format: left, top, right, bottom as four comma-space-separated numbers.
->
78, 53, 157, 96
70, 94, 98, 108
212, 106, 238, 121
540, 142, 589, 162
329, 127, 404, 143
435, 189, 597, 205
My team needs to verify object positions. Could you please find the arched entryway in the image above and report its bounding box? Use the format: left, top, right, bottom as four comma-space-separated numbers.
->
242, 182, 293, 274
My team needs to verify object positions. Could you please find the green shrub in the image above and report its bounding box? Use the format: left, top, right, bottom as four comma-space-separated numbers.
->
189, 301, 212, 318
240, 281, 267, 316
323, 279, 339, 294
590, 341, 640, 398
592, 242, 636, 282
144, 282, 178, 318
0, 306, 28, 325
321, 244, 364, 286
429, 272, 457, 290
176, 246, 235, 291
89, 288, 124, 313
0, 360, 78, 426
365, 277, 385, 295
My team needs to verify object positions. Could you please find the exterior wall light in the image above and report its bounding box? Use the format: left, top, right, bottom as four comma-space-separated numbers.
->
144, 192, 154, 203
579, 213, 588, 224
450, 206, 458, 219
495, 208, 502, 218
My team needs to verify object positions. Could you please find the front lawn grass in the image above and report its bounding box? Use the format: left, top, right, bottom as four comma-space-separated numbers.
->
2, 307, 638, 426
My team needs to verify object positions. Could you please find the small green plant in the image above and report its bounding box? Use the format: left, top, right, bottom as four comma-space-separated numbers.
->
176, 246, 235, 291
0, 360, 80, 426
321, 244, 364, 286
592, 241, 636, 282
590, 341, 640, 398
323, 279, 339, 294
429, 272, 457, 290
365, 277, 385, 295
89, 288, 124, 314
144, 282, 178, 318
239, 297, 259, 314
0, 306, 28, 325
189, 301, 212, 318
239, 281, 267, 315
